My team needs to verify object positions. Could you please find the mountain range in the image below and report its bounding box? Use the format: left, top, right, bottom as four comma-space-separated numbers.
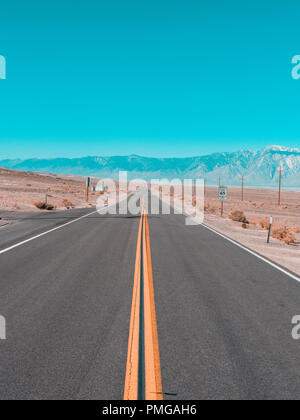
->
1, 145, 300, 187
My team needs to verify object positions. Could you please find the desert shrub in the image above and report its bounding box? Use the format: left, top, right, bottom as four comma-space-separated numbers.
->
248, 217, 262, 226
204, 202, 217, 214
61, 198, 74, 209
241, 223, 248, 229
260, 220, 270, 230
289, 227, 300, 233
229, 210, 249, 223
34, 201, 54, 210
271, 225, 295, 245
34, 201, 46, 209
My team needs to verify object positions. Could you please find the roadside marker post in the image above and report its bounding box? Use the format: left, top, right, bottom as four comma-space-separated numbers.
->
267, 216, 273, 244
86, 177, 91, 202
218, 185, 227, 217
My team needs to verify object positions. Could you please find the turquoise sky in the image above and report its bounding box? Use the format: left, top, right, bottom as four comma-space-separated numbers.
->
0, 1, 300, 159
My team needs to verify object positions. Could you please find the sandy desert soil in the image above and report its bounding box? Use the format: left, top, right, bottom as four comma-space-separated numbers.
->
0, 168, 116, 213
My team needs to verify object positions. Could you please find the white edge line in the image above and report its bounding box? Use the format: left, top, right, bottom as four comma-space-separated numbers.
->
155, 192, 300, 284
201, 223, 300, 284
0, 210, 98, 255
0, 198, 125, 256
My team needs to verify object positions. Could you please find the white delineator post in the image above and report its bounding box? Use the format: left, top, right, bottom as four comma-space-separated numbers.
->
267, 216, 273, 244
86, 176, 91, 202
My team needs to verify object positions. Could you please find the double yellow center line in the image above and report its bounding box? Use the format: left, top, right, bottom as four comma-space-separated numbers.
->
124, 209, 163, 400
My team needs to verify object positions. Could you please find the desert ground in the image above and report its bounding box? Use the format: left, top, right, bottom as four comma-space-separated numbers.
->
0, 167, 113, 213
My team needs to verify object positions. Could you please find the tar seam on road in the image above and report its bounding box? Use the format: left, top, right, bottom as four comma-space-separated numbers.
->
124, 210, 163, 400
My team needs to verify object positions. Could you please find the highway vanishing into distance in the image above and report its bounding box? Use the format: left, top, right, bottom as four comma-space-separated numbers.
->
1, 193, 300, 400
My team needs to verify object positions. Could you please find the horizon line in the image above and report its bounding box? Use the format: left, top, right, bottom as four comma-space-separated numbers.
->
1, 144, 300, 161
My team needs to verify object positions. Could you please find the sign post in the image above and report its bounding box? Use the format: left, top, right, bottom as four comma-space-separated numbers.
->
218, 186, 227, 217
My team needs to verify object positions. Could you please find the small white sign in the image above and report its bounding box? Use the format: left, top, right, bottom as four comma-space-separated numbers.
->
218, 186, 227, 201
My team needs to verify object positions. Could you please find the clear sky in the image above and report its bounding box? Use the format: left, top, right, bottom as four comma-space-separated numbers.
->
0, 0, 300, 159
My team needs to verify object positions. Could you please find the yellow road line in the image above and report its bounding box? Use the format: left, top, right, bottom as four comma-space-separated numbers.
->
124, 213, 143, 400
143, 212, 163, 400
124, 209, 163, 400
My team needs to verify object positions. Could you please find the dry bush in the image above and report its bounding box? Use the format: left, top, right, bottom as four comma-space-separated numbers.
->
271, 225, 295, 245
260, 220, 270, 230
34, 201, 54, 211
241, 223, 248, 229
229, 210, 249, 223
289, 227, 300, 233
204, 202, 217, 214
61, 198, 74, 209
248, 217, 263, 226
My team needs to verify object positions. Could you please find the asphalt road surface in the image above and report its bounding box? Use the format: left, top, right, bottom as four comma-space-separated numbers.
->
0, 196, 300, 400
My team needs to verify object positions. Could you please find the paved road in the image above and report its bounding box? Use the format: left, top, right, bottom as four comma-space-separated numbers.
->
0, 197, 300, 399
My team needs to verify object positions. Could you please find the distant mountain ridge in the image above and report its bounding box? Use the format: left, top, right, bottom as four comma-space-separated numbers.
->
1, 145, 300, 187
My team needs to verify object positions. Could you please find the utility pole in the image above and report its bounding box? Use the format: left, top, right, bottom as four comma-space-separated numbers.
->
278, 166, 282, 206
241, 176, 244, 202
